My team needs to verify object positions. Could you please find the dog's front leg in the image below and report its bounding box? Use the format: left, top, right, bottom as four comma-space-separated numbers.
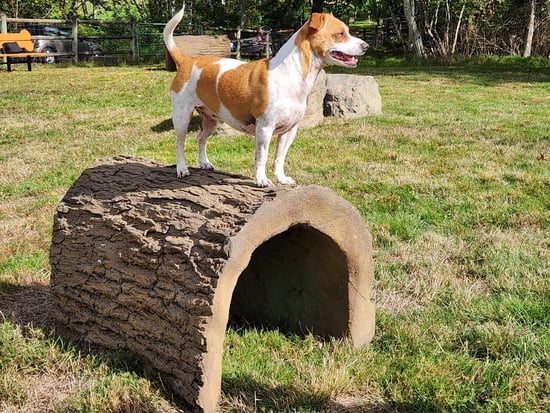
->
273, 126, 298, 185
254, 125, 275, 187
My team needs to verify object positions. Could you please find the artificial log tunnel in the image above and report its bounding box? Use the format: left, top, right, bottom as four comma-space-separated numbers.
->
49, 155, 375, 413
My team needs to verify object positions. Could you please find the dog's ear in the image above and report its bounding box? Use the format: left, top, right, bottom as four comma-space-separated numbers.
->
309, 13, 326, 31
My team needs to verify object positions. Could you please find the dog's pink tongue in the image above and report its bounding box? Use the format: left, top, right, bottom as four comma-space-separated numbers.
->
332, 51, 358, 65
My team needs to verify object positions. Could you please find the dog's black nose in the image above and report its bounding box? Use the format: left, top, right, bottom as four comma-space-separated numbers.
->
362, 42, 369, 52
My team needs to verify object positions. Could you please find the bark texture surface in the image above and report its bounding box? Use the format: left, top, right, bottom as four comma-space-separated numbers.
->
165, 34, 232, 71
50, 155, 375, 412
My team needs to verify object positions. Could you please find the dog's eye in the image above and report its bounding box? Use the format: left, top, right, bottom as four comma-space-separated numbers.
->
334, 31, 345, 40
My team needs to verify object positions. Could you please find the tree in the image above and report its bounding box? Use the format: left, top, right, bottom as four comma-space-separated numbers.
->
403, 0, 425, 56
312, 0, 323, 13
523, 0, 536, 56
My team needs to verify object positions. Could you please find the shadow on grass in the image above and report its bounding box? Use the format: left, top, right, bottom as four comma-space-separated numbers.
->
151, 115, 203, 133
0, 282, 191, 410
223, 373, 438, 412
0, 282, 53, 331
222, 374, 328, 411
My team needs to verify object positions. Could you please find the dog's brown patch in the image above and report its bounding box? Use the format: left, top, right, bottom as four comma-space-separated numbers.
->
170, 51, 269, 123
295, 20, 312, 78
218, 59, 270, 122
171, 55, 222, 94
196, 57, 224, 114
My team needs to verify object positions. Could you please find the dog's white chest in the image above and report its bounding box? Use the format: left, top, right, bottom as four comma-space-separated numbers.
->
272, 104, 307, 134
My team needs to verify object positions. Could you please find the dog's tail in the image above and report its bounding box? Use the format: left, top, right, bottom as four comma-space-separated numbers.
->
163, 6, 187, 68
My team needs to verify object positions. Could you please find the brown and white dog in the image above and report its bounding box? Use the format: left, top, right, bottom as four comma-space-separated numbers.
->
163, 7, 368, 187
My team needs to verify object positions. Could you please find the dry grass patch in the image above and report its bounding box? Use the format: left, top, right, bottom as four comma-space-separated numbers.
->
0, 196, 58, 276
0, 158, 36, 187
0, 371, 82, 413
375, 225, 549, 314
325, 393, 392, 413
376, 231, 492, 311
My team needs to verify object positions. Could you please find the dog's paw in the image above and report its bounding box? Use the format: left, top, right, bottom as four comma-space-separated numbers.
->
200, 161, 215, 170
256, 177, 274, 187
277, 176, 296, 186
176, 166, 190, 178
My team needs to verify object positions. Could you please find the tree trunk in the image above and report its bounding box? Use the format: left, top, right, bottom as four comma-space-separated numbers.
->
523, 0, 536, 57
452, 4, 466, 55
312, 0, 324, 13
403, 0, 425, 57
50, 155, 375, 412
389, 3, 404, 45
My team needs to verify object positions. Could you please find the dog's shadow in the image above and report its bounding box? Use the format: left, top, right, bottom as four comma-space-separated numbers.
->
151, 116, 202, 133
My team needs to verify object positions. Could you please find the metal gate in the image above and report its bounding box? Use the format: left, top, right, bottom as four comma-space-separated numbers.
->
135, 22, 166, 63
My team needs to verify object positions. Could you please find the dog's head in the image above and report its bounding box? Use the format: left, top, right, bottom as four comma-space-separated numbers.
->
304, 13, 368, 68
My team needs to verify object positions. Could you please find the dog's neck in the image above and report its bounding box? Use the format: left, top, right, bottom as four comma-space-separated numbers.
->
269, 30, 324, 93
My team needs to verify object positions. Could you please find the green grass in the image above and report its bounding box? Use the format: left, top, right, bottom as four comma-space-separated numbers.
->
1, 58, 549, 412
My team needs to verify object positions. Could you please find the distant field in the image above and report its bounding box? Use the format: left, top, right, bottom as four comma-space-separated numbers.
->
0, 57, 548, 412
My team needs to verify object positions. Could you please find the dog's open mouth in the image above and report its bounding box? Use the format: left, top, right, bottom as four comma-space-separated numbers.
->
329, 51, 358, 66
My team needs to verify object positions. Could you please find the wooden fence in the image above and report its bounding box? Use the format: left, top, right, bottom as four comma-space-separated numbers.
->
0, 15, 279, 64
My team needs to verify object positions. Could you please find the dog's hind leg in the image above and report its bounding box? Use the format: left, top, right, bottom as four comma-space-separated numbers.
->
172, 104, 194, 178
196, 111, 218, 170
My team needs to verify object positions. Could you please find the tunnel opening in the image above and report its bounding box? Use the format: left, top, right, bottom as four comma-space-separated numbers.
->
229, 224, 349, 338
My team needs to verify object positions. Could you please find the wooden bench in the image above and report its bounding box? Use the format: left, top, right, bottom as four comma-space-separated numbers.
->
0, 29, 46, 72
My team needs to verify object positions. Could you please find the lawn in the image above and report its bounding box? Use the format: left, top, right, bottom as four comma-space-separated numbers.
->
0, 57, 549, 412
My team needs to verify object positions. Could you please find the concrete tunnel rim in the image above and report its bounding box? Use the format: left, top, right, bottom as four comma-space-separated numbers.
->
198, 184, 375, 411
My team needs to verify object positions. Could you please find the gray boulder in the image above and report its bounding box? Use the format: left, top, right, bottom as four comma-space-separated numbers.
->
324, 74, 382, 118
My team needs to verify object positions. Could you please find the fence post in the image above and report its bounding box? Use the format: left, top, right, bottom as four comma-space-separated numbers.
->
130, 19, 136, 61
72, 19, 79, 64
265, 31, 271, 59
236, 27, 241, 60
1, 14, 7, 33
1, 14, 6, 65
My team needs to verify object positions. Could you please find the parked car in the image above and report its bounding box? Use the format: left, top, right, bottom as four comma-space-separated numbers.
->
22, 24, 103, 63
230, 26, 273, 58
